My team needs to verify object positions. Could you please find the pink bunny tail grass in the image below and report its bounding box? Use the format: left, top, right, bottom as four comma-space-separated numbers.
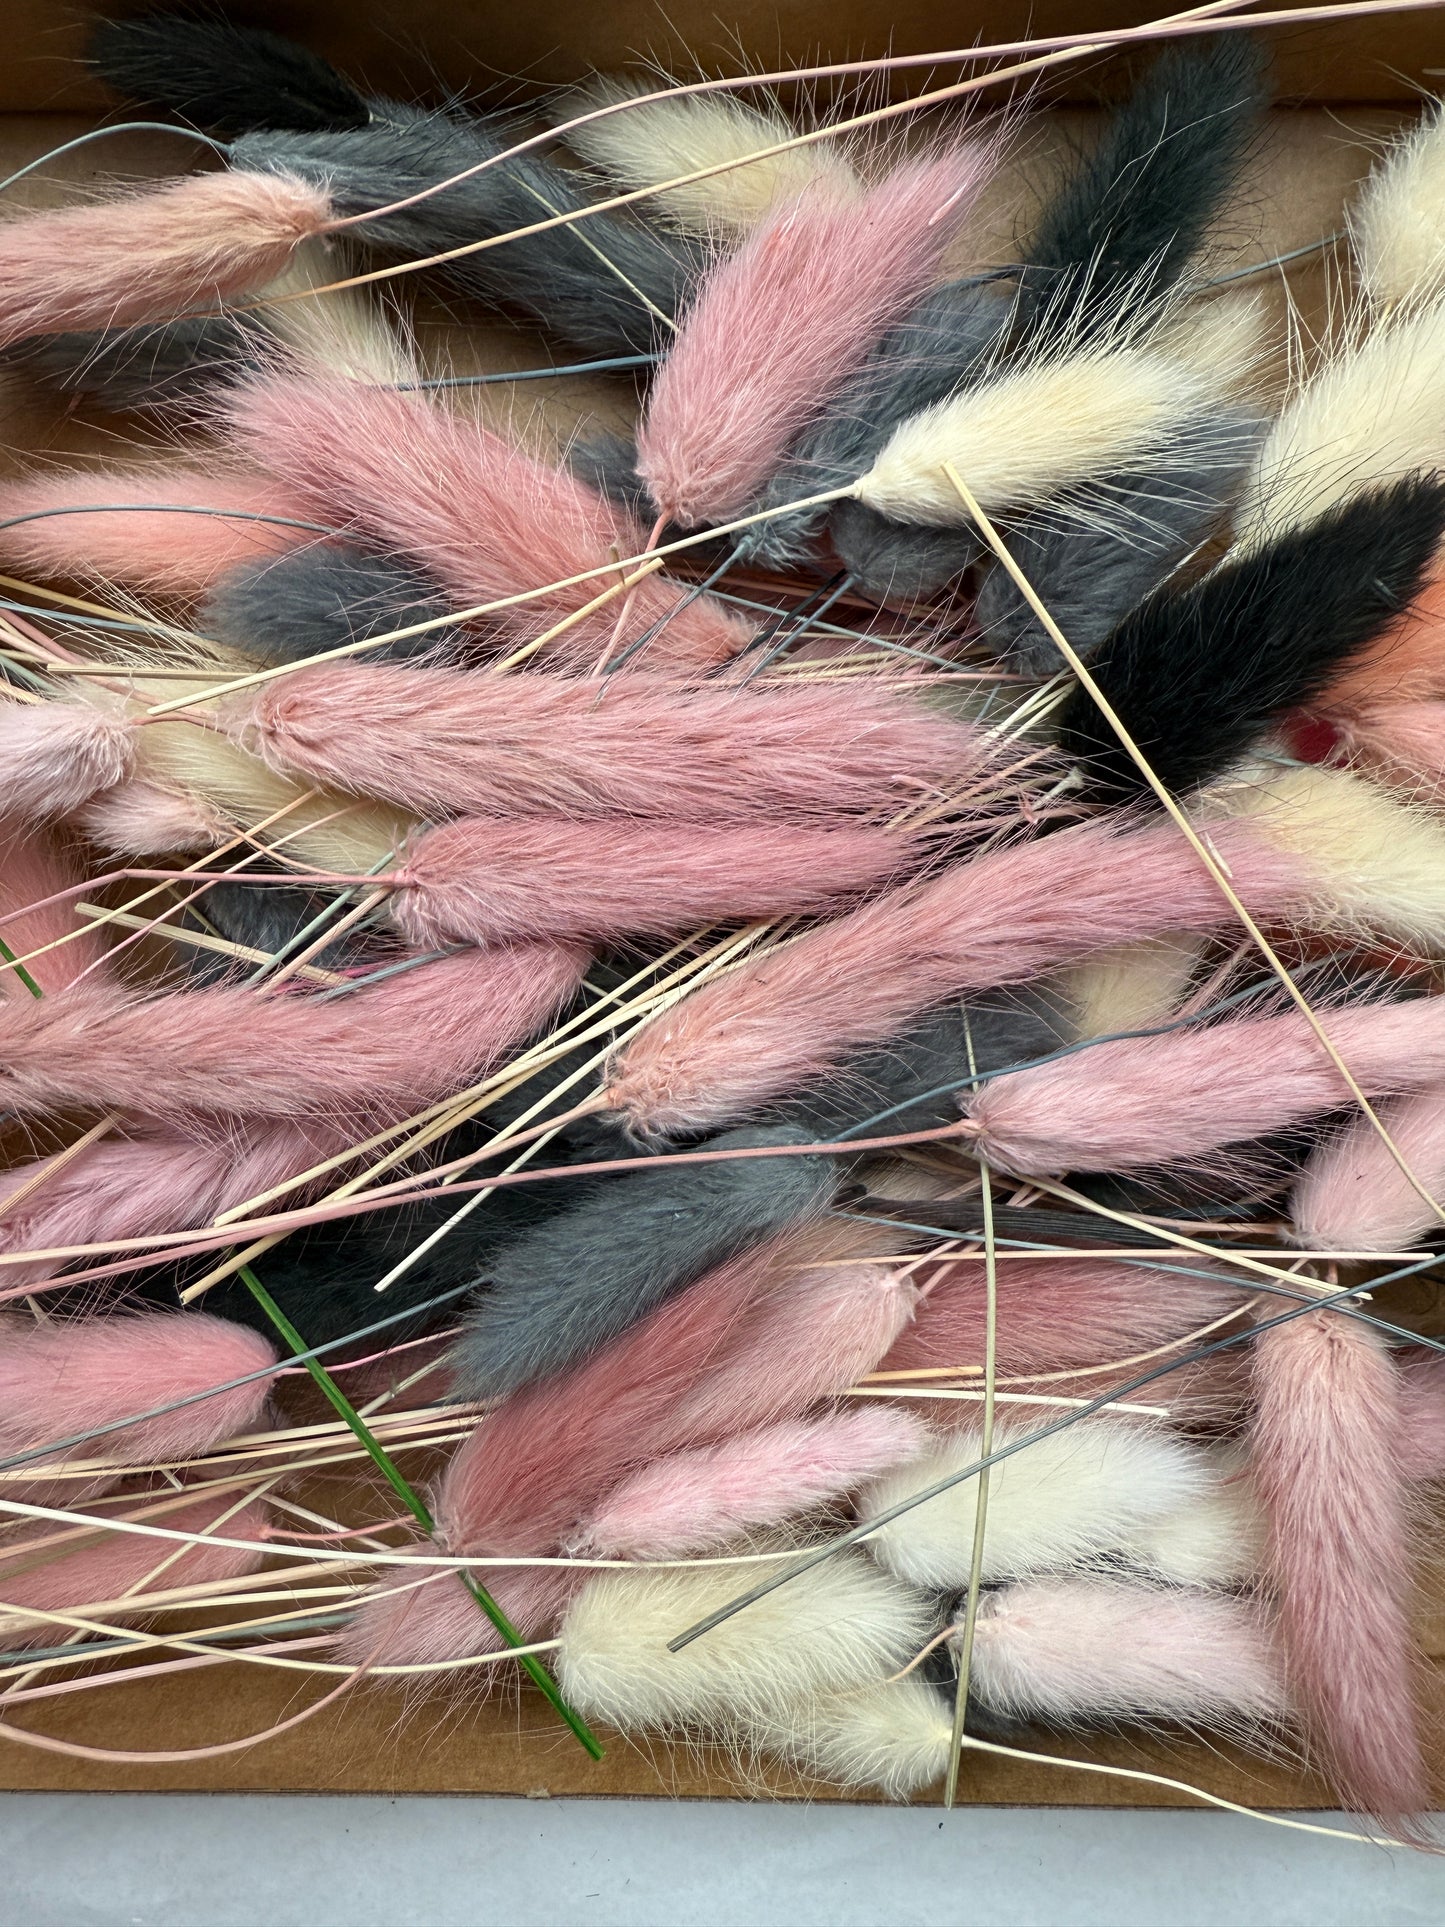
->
0, 171, 328, 346
671, 1251, 920, 1441
0, 1117, 350, 1293
0, 1312, 277, 1471
638, 148, 992, 525
0, 816, 106, 996
1251, 1308, 1430, 1822
0, 943, 586, 1126
0, 468, 319, 595
1320, 574, 1445, 713
574, 1409, 927, 1559
72, 777, 229, 855
0, 1496, 272, 1649
1397, 1350, 1445, 1482
235, 661, 985, 823
395, 815, 919, 947
1291, 1083, 1445, 1253
880, 1258, 1246, 1380
225, 373, 749, 670
1333, 701, 1445, 798
435, 1235, 784, 1559
333, 1564, 580, 1673
967, 997, 1445, 1178
0, 702, 132, 822
968, 1579, 1291, 1733
605, 814, 1307, 1137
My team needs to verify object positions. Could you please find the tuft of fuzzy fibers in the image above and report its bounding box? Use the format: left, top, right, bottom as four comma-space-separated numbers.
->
1330, 700, 1445, 799
1121, 1448, 1269, 1588
1350, 101, 1445, 312
965, 993, 1445, 1177
1318, 574, 1445, 714
0, 1495, 272, 1649
226, 372, 748, 669
854, 295, 1262, 527
394, 814, 919, 947
1235, 296, 1445, 545
664, 1248, 918, 1441
1057, 474, 1445, 801
1064, 934, 1205, 1040
576, 1410, 927, 1558
1251, 1309, 1429, 1819
435, 1224, 779, 1556
0, 1117, 352, 1296
559, 78, 863, 236
860, 1417, 1214, 1589
1291, 1081, 1445, 1253
436, 1234, 913, 1562
234, 105, 703, 360
637, 149, 993, 526
766, 989, 1070, 1145
826, 499, 983, 604
72, 777, 228, 856
0, 171, 329, 348
737, 1675, 954, 1799
1019, 35, 1269, 340
603, 810, 1307, 1138
0, 701, 134, 823
0, 816, 107, 996
88, 13, 371, 135
0, 943, 585, 1128
557, 1546, 935, 1730
972, 409, 1265, 672
3, 316, 263, 414
237, 657, 981, 822
1202, 760, 1445, 954
200, 544, 464, 667
967, 1577, 1290, 1731
333, 1561, 580, 1670
449, 1125, 841, 1400
879, 1256, 1243, 1382
747, 280, 1015, 570
123, 693, 414, 879
0, 1313, 278, 1491
0, 466, 319, 596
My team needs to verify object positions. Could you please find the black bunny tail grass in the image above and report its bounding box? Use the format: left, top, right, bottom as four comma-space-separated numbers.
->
1021, 33, 1271, 341
87, 11, 372, 134
1058, 472, 1445, 800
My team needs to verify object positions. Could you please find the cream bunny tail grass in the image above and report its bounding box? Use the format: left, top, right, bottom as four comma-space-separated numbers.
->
1234, 294, 1445, 545
556, 77, 863, 235
854, 294, 1263, 525
1350, 100, 1445, 313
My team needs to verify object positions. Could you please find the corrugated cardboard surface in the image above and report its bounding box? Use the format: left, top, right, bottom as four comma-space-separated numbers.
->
0, 6, 1442, 1805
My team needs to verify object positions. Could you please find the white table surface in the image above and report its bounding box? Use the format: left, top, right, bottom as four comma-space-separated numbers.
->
3, 1795, 1444, 1926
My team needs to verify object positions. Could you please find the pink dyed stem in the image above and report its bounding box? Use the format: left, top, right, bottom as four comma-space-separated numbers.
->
225, 374, 750, 669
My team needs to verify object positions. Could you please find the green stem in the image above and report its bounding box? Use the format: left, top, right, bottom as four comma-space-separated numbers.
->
237, 1264, 603, 1760
0, 935, 44, 999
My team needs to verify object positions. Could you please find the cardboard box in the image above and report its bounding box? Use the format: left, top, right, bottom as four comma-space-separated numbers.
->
0, 2, 1441, 1808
